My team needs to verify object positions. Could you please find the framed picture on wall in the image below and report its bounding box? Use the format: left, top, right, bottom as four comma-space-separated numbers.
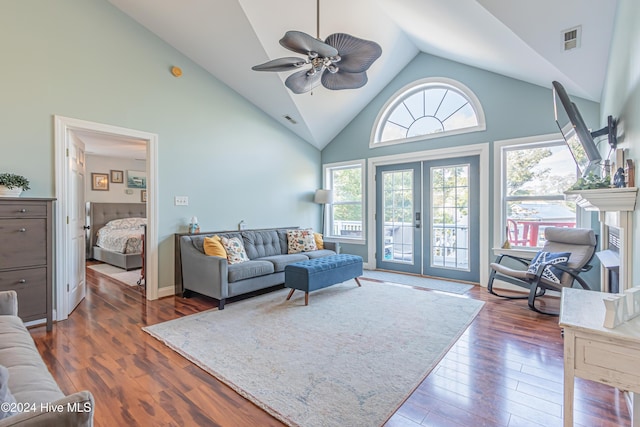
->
127, 170, 146, 189
110, 170, 124, 183
141, 190, 147, 203
91, 173, 109, 191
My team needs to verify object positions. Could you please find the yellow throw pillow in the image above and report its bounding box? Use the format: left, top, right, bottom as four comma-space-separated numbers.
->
314, 232, 324, 250
203, 235, 227, 258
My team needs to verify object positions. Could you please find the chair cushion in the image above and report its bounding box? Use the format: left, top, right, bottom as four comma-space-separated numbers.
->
490, 263, 530, 280
526, 251, 570, 284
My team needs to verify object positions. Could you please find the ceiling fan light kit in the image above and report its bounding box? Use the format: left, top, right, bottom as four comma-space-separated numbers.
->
251, 1, 381, 94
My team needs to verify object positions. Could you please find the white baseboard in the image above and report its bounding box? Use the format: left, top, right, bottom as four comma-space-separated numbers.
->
158, 285, 176, 299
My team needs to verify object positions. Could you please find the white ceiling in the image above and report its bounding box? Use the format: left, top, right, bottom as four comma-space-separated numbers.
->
99, 0, 616, 152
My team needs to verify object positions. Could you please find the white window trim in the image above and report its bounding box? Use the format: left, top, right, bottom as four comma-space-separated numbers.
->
492, 132, 586, 252
323, 159, 366, 245
370, 77, 486, 149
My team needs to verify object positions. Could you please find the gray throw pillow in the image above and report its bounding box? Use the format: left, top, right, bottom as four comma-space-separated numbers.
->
0, 365, 17, 419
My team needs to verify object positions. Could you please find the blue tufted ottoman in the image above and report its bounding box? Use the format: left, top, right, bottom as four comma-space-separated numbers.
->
284, 254, 363, 305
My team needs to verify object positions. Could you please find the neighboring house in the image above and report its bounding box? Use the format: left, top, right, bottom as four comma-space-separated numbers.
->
1, 0, 639, 295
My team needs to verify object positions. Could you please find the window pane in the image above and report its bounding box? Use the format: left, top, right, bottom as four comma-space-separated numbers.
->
374, 80, 483, 144
328, 165, 363, 239
504, 142, 578, 247
506, 145, 576, 197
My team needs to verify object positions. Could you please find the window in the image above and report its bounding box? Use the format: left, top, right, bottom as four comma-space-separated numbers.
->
324, 160, 365, 242
499, 137, 578, 248
371, 77, 485, 147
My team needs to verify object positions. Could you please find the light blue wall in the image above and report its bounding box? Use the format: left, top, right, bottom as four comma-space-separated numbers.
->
601, 0, 640, 285
322, 53, 601, 269
0, 0, 321, 291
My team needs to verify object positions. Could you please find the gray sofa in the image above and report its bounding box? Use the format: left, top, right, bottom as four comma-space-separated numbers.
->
0, 291, 94, 427
178, 228, 338, 309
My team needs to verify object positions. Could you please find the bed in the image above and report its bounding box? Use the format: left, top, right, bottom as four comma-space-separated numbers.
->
87, 202, 147, 270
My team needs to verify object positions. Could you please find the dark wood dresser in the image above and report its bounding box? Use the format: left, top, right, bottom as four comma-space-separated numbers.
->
0, 198, 54, 330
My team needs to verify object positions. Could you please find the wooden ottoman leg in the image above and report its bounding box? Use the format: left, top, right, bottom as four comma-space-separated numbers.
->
286, 289, 295, 301
305, 292, 309, 306
355, 277, 362, 287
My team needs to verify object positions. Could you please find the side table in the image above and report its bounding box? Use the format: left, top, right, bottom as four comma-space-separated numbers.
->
559, 287, 640, 426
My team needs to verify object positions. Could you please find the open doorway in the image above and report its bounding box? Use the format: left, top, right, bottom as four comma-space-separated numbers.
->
54, 116, 159, 322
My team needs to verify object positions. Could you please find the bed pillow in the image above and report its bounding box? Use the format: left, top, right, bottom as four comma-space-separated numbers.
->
527, 251, 571, 283
287, 229, 317, 254
0, 365, 17, 419
104, 217, 146, 230
203, 235, 227, 258
220, 236, 249, 264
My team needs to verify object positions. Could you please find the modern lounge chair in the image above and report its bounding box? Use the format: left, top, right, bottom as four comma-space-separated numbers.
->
488, 227, 598, 314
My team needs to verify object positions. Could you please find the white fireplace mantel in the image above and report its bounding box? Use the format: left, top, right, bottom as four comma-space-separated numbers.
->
565, 187, 638, 292
564, 187, 638, 212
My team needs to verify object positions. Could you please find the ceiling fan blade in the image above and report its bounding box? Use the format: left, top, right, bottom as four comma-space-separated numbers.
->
252, 57, 307, 72
280, 31, 338, 58
321, 70, 368, 91
324, 33, 382, 73
285, 68, 323, 94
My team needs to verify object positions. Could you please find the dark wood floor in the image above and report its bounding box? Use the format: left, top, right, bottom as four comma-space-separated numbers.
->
28, 268, 631, 427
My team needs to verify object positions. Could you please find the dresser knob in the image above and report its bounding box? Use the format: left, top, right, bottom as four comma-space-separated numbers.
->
19, 209, 27, 213
18, 279, 26, 284
18, 228, 26, 232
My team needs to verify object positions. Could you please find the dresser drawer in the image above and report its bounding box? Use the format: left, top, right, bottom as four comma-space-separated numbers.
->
0, 219, 47, 269
0, 268, 46, 320
0, 202, 48, 218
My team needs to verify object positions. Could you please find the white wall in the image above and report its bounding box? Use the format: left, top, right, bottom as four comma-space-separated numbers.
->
85, 155, 146, 203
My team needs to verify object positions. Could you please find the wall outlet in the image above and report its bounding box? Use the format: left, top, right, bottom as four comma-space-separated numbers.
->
175, 196, 189, 206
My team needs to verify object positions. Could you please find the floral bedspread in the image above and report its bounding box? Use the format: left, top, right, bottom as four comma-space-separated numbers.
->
96, 217, 146, 254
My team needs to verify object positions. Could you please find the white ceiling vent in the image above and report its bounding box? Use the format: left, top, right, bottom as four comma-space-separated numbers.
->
562, 26, 582, 51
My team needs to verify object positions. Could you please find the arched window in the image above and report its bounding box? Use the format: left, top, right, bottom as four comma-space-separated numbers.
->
371, 77, 486, 147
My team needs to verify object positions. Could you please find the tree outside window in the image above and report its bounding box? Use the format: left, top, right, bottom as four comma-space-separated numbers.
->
503, 142, 578, 247
325, 162, 364, 240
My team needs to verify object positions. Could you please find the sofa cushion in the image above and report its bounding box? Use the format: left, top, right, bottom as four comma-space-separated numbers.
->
0, 365, 17, 419
287, 229, 317, 254
221, 236, 250, 265
203, 235, 227, 258
259, 254, 309, 272
227, 260, 275, 283
242, 230, 282, 259
305, 249, 337, 259
0, 316, 63, 405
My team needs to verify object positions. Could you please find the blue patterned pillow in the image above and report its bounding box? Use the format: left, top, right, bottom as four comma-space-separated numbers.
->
527, 251, 571, 283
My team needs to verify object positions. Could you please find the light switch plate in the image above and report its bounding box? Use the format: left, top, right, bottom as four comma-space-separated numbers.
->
175, 196, 189, 206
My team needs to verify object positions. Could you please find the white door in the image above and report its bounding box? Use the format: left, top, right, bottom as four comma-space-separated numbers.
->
68, 134, 86, 313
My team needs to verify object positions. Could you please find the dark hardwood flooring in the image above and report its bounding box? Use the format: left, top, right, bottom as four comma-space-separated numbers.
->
27, 268, 631, 427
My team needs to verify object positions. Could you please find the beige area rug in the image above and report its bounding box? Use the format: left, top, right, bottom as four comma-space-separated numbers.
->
143, 282, 484, 427
87, 263, 142, 286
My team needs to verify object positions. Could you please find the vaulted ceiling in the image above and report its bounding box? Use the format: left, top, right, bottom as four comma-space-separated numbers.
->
106, 0, 617, 150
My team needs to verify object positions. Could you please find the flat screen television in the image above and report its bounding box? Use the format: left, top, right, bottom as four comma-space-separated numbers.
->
552, 80, 603, 177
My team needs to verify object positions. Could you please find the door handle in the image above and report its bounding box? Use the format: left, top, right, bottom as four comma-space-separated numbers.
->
415, 212, 421, 229
83, 225, 91, 230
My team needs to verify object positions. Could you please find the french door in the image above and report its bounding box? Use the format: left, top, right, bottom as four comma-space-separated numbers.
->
375, 156, 480, 282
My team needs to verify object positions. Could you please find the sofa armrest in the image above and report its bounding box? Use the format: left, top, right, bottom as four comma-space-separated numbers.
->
180, 239, 229, 300
323, 241, 340, 254
0, 390, 94, 427
0, 291, 18, 316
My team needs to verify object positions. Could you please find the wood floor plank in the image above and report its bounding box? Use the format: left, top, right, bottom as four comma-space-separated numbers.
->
25, 270, 632, 427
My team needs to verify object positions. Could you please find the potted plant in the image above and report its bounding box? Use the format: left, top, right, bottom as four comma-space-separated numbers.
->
0, 173, 30, 197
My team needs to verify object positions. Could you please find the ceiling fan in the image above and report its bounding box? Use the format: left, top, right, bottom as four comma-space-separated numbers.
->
251, 0, 382, 94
